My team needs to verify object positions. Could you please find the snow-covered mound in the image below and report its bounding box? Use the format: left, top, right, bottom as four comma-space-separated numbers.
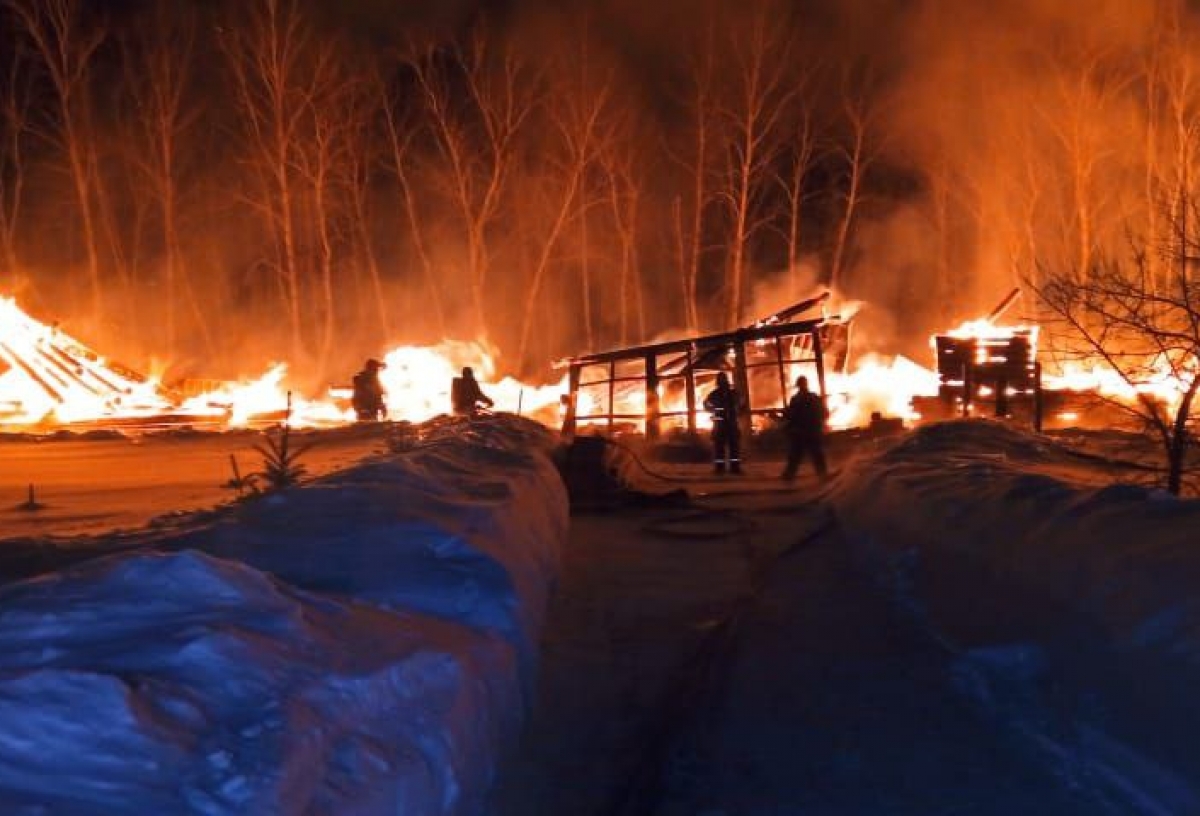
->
829, 420, 1200, 809
0, 415, 567, 815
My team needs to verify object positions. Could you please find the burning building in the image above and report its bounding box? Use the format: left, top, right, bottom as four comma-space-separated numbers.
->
560, 293, 852, 438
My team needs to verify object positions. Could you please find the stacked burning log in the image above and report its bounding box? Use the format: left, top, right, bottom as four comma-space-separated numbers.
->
912, 289, 1139, 430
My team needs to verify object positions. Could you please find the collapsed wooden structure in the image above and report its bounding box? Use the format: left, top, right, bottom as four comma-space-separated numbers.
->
0, 297, 176, 425
560, 293, 852, 439
910, 288, 1048, 429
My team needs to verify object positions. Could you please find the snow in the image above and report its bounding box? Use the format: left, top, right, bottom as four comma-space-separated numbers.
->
0, 415, 567, 815
828, 420, 1200, 811
0, 426, 388, 539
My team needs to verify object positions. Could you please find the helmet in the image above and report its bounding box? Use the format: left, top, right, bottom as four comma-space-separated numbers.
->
365, 358, 384, 370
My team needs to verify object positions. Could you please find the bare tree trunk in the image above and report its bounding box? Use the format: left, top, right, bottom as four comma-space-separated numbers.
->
516, 71, 610, 371
580, 190, 594, 349
784, 111, 814, 301
412, 31, 537, 342
0, 47, 30, 289
380, 89, 442, 337
830, 96, 869, 292
672, 196, 690, 329
223, 0, 325, 361
121, 3, 207, 357
350, 152, 392, 340
6, 0, 106, 313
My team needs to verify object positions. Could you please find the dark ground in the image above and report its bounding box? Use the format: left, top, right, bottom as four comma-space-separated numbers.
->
490, 459, 1111, 815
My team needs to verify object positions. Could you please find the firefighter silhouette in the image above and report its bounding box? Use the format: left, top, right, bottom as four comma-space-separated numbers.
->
703, 372, 741, 474
351, 358, 387, 421
451, 366, 494, 416
781, 375, 828, 480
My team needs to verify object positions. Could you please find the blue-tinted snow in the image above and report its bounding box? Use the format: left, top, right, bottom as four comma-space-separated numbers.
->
830, 420, 1200, 812
0, 415, 567, 815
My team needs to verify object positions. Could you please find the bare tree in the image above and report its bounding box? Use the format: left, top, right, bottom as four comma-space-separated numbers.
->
779, 100, 817, 301
0, 44, 31, 289
1039, 48, 1133, 284
291, 47, 360, 375
5, 0, 105, 312
828, 76, 881, 292
379, 77, 443, 337
121, 3, 213, 357
672, 15, 719, 333
1034, 225, 1200, 495
715, 5, 794, 326
600, 141, 643, 345
514, 63, 614, 372
222, 0, 313, 360
412, 28, 538, 341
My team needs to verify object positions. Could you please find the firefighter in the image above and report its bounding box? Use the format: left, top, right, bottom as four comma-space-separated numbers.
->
781, 375, 828, 481
703, 371, 741, 474
351, 358, 387, 421
451, 366, 494, 416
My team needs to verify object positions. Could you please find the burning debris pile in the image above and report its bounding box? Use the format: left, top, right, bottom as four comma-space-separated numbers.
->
1, 286, 1189, 437
561, 292, 853, 437
0, 298, 565, 432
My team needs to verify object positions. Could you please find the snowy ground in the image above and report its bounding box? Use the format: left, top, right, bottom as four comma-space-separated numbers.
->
0, 416, 567, 815
493, 424, 1200, 815
0, 418, 1196, 814
0, 424, 389, 540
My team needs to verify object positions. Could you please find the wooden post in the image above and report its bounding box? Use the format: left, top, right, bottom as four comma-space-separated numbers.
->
645, 353, 661, 440
812, 329, 827, 399
733, 337, 752, 440
684, 346, 697, 435
607, 361, 616, 435
562, 364, 581, 437
961, 363, 972, 418
1033, 362, 1043, 433
774, 337, 789, 410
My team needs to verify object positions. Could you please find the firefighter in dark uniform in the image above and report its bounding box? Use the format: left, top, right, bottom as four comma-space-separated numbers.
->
781, 375, 828, 480
451, 366, 494, 416
351, 358, 387, 421
703, 372, 741, 474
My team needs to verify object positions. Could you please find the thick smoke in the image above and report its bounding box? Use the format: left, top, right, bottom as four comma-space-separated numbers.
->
0, 0, 1196, 384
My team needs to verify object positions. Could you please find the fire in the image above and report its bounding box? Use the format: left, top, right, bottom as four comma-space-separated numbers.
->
0, 297, 565, 431
0, 296, 175, 425
826, 354, 939, 428
376, 341, 565, 423
4, 288, 1190, 438
1044, 356, 1195, 413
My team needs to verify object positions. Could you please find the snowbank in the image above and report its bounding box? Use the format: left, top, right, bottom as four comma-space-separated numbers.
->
829, 421, 1200, 809
0, 415, 567, 815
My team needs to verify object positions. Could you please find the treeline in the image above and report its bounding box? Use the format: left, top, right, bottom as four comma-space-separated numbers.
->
2, 0, 1200, 380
